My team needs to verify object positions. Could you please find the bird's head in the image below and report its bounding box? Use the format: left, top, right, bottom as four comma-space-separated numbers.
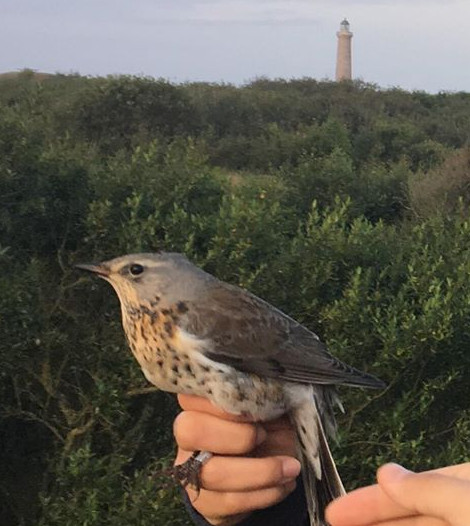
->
76, 252, 199, 311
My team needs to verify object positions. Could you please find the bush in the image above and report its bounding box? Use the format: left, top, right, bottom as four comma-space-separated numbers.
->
408, 147, 470, 218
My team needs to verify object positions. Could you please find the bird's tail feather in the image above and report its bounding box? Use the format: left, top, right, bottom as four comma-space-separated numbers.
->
291, 400, 345, 526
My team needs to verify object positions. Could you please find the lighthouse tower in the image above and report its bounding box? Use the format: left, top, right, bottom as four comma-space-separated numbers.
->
335, 18, 353, 81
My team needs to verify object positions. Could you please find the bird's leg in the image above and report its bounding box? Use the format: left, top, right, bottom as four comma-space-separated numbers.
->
172, 450, 213, 494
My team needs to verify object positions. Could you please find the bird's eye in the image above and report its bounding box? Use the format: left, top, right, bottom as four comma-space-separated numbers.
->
129, 264, 144, 276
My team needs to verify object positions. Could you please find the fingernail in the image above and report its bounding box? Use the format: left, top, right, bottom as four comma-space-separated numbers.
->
255, 425, 267, 445
282, 458, 301, 480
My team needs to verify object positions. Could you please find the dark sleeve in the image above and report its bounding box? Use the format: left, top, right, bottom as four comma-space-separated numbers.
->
183, 477, 309, 526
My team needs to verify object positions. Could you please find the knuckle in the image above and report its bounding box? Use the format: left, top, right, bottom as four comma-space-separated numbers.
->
188, 491, 214, 517
236, 424, 259, 452
173, 411, 201, 449
199, 459, 220, 486
222, 484, 294, 516
222, 492, 246, 515
173, 449, 187, 465
176, 393, 189, 409
191, 492, 232, 523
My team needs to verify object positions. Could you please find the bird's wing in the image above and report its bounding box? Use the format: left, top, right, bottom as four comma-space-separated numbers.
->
182, 282, 384, 389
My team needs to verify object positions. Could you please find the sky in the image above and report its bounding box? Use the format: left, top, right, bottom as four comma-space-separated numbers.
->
1, 0, 469, 93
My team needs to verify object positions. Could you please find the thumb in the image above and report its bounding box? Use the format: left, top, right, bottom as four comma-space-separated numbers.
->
377, 463, 470, 526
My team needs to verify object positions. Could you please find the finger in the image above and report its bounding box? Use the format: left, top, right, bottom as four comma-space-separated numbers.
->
378, 463, 470, 525
177, 454, 301, 492
326, 485, 448, 526
428, 462, 470, 480
188, 480, 297, 519
326, 462, 470, 526
326, 483, 412, 526
177, 394, 255, 422
361, 518, 448, 526
174, 411, 267, 454
174, 451, 300, 492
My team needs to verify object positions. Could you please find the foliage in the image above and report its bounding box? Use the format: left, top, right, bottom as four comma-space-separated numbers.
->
1, 72, 470, 525
408, 146, 470, 218
73, 76, 197, 153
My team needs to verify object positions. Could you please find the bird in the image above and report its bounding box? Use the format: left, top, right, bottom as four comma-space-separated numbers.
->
76, 252, 384, 526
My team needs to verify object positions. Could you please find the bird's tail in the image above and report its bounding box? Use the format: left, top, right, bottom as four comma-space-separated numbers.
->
291, 399, 345, 526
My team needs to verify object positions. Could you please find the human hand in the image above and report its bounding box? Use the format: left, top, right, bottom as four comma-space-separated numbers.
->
326, 462, 470, 526
173, 394, 301, 526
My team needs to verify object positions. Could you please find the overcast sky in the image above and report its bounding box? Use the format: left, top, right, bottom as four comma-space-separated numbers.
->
1, 0, 469, 93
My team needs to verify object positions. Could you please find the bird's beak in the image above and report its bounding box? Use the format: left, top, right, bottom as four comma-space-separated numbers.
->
75, 262, 110, 278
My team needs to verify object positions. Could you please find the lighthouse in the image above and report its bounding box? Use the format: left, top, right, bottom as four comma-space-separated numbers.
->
335, 18, 353, 81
